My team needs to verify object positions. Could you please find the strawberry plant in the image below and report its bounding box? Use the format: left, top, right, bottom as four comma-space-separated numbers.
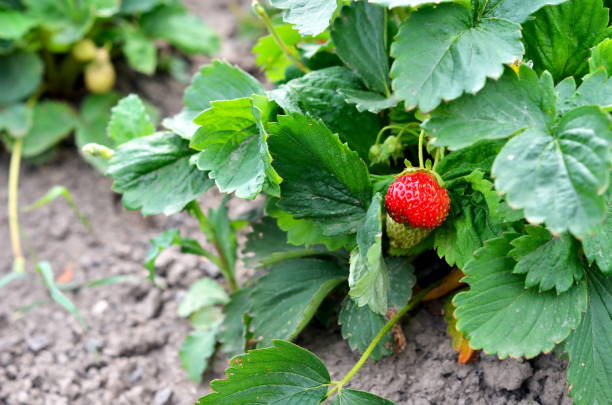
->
91, 0, 610, 403
1, 0, 219, 275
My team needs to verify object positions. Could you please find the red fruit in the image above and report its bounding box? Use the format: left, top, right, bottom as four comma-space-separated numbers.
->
385, 171, 450, 229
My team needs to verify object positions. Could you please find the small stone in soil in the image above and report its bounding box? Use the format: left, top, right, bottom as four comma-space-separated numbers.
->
154, 387, 174, 405
26, 335, 50, 352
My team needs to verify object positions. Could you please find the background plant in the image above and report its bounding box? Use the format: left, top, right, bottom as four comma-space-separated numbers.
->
91, 0, 611, 403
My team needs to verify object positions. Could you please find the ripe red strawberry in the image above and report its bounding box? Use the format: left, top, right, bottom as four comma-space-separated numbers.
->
385, 171, 450, 229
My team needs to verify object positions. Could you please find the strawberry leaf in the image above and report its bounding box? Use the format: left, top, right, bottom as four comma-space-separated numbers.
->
163, 61, 264, 139
331, 1, 390, 95
556, 69, 612, 114
269, 67, 380, 161
107, 132, 213, 215
243, 217, 327, 268
178, 278, 229, 318
339, 296, 393, 361
390, 3, 523, 112
331, 389, 397, 404
523, 0, 609, 82
253, 24, 302, 82
339, 89, 400, 114
564, 267, 612, 405
386, 257, 416, 310
250, 258, 347, 347
268, 114, 372, 236
481, 0, 572, 23
582, 194, 612, 274
179, 329, 218, 383
269, 0, 337, 36
218, 288, 252, 357
197, 340, 331, 404
107, 94, 155, 145
492, 105, 611, 238
191, 96, 281, 199
122, 26, 157, 75
267, 200, 356, 251
349, 194, 389, 315
269, 79, 378, 160
367, 0, 454, 8
509, 226, 585, 293
454, 233, 588, 358
588, 38, 612, 74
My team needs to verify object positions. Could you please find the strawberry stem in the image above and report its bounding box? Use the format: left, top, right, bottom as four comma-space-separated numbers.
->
8, 138, 25, 273
418, 129, 425, 169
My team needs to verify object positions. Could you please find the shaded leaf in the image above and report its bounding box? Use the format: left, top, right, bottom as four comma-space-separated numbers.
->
582, 195, 612, 274
0, 10, 37, 39
0, 103, 32, 138
178, 278, 229, 318
269, 67, 380, 161
523, 0, 609, 82
24, 0, 93, 46
331, 1, 390, 94
21, 101, 77, 157
180, 329, 218, 382
0, 51, 43, 105
123, 26, 157, 75
250, 258, 347, 347
339, 89, 400, 113
339, 296, 393, 361
218, 288, 251, 357
564, 267, 612, 405
331, 389, 397, 405
268, 114, 372, 236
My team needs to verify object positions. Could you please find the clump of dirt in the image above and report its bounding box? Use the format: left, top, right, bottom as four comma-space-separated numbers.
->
0, 1, 573, 404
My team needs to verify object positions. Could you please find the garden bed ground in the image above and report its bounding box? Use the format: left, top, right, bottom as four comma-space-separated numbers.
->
0, 1, 573, 404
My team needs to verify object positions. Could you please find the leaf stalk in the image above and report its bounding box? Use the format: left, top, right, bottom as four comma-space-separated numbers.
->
8, 138, 25, 273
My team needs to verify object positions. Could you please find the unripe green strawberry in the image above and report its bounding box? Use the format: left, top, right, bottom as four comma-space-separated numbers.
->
386, 214, 431, 249
85, 49, 115, 93
385, 171, 450, 228
72, 39, 97, 62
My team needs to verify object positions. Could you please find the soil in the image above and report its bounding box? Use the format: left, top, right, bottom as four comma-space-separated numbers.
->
0, 1, 572, 404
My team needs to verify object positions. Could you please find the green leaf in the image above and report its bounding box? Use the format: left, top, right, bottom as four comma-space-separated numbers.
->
120, 0, 162, 13
107, 94, 156, 145
243, 217, 325, 268
218, 288, 251, 357
386, 257, 416, 310
107, 132, 214, 215
349, 194, 388, 315
436, 140, 504, 181
339, 297, 393, 361
141, 2, 219, 55
331, 389, 397, 405
76, 92, 121, 171
253, 24, 302, 82
564, 267, 612, 405
589, 38, 612, 75
178, 278, 229, 318
492, 105, 611, 238
523, 0, 609, 82
557, 69, 612, 114
197, 340, 331, 404
191, 96, 281, 199
123, 26, 157, 75
93, 0, 119, 16
0, 10, 37, 39
268, 66, 381, 161
482, 0, 573, 23
270, 0, 337, 36
179, 329, 218, 382
250, 258, 347, 347
368, 0, 454, 8
454, 233, 588, 358
24, 0, 94, 46
426, 67, 554, 150
331, 1, 390, 95
163, 61, 264, 139
20, 101, 77, 157
268, 113, 372, 236
338, 89, 400, 114
0, 51, 43, 105
390, 4, 523, 112
582, 196, 612, 274
267, 200, 356, 251
509, 226, 585, 293
0, 103, 32, 138
37, 261, 86, 326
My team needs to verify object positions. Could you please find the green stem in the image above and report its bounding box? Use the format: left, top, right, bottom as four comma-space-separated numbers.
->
418, 129, 425, 169
326, 286, 434, 398
9, 138, 25, 273
187, 201, 238, 292
253, 1, 310, 73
